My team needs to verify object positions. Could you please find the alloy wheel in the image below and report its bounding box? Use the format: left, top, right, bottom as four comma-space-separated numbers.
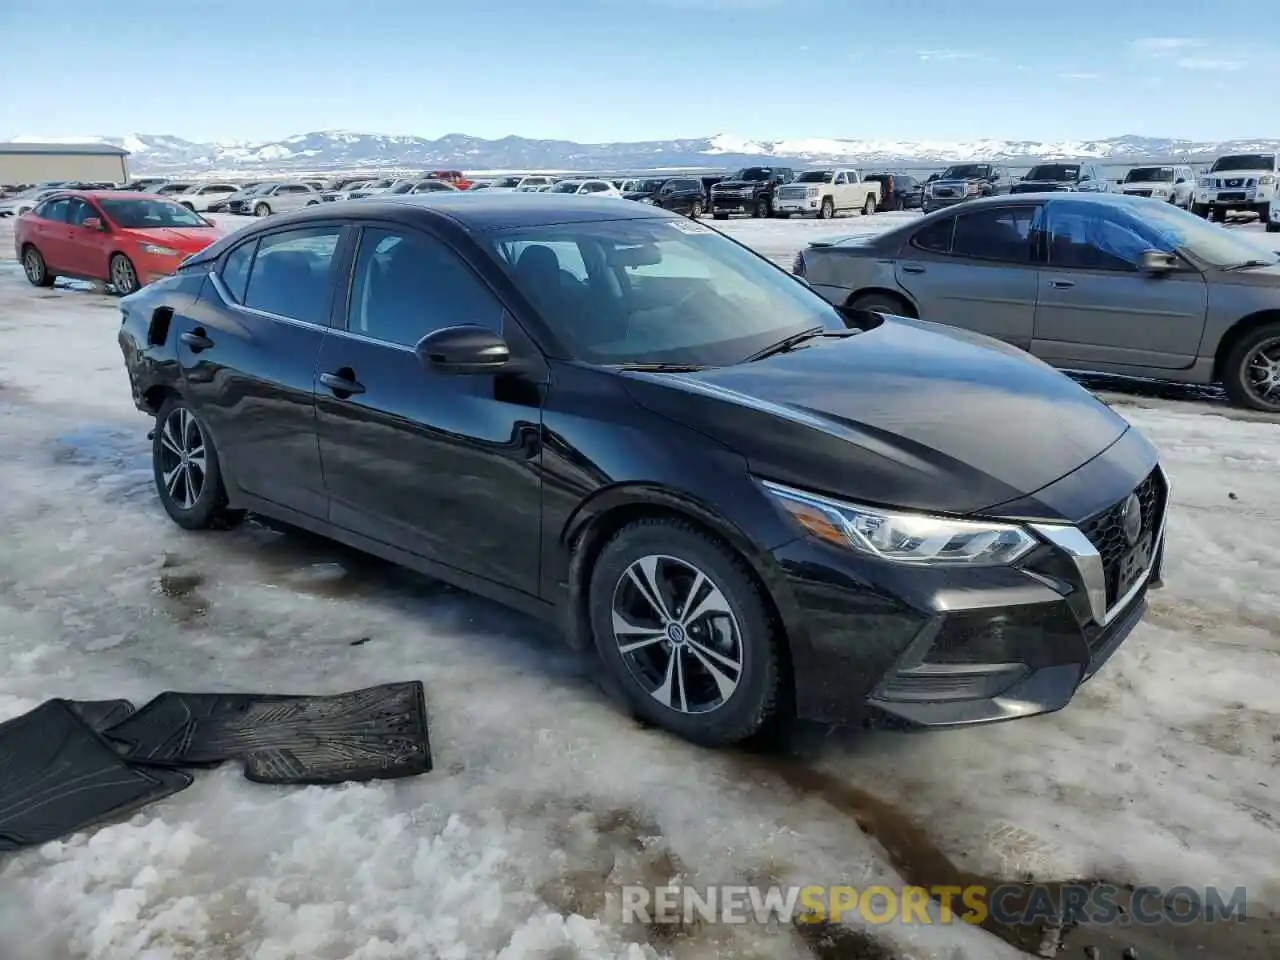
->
23, 249, 44, 284
1243, 337, 1280, 409
610, 554, 744, 714
156, 407, 207, 510
111, 256, 137, 293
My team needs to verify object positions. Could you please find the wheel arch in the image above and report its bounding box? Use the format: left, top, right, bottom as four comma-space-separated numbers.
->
560, 485, 797, 710
1212, 309, 1280, 381
844, 286, 919, 318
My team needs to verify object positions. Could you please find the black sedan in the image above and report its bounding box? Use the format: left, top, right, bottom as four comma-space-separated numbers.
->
117, 193, 1167, 746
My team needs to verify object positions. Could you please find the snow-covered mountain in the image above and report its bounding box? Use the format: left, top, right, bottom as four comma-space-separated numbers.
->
10, 130, 1280, 173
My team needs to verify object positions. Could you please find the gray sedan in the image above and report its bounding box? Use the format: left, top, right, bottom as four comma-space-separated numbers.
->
796, 193, 1280, 412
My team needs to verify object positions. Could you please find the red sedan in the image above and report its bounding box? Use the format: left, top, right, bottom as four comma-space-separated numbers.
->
15, 190, 222, 294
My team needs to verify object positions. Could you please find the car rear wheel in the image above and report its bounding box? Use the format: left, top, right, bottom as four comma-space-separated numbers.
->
588, 518, 781, 746
152, 395, 244, 530
818, 197, 834, 219
1222, 323, 1280, 413
254, 202, 270, 217
21, 246, 55, 287
690, 199, 703, 219
862, 194, 876, 216
753, 199, 769, 218
109, 254, 140, 295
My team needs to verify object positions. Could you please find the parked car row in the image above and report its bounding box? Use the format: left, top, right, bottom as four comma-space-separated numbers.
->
794, 192, 1280, 413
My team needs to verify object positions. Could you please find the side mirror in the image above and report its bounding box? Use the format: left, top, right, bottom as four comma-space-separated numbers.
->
1139, 249, 1178, 274
1175, 177, 1187, 184
82, 217, 104, 231
415, 325, 510, 374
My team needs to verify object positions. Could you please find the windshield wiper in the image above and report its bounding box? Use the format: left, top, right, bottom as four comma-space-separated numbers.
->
1222, 259, 1274, 271
740, 326, 849, 363
611, 362, 709, 372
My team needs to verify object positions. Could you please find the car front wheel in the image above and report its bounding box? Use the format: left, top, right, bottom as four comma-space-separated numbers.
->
588, 518, 781, 746
1223, 323, 1280, 413
254, 202, 271, 217
152, 396, 243, 530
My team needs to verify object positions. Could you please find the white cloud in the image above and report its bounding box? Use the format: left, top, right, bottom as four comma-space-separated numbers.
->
1177, 57, 1244, 71
1059, 72, 1101, 80
1129, 36, 1205, 54
916, 49, 980, 62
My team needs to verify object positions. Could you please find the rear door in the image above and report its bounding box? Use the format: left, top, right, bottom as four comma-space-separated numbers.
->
178, 222, 349, 520
894, 203, 1042, 349
30, 197, 73, 271
1031, 199, 1207, 369
313, 222, 545, 596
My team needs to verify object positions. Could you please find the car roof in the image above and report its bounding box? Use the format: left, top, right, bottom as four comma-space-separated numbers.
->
942, 191, 1151, 210
41, 189, 171, 200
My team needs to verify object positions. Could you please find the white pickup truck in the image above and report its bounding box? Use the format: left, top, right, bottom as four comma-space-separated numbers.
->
1192, 152, 1278, 222
773, 168, 880, 219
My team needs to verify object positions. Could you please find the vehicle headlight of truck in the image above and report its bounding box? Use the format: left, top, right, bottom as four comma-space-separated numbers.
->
761, 480, 1038, 566
806, 187, 819, 198
1261, 175, 1275, 185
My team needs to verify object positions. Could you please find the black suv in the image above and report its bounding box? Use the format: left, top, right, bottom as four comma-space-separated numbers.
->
622, 177, 706, 218
1010, 162, 1108, 194
710, 166, 794, 219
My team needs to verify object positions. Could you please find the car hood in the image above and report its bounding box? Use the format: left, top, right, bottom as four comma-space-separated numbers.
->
620, 317, 1130, 517
1119, 182, 1174, 190
623, 190, 658, 200
713, 180, 763, 190
121, 226, 219, 250
1207, 170, 1272, 180
1013, 179, 1075, 189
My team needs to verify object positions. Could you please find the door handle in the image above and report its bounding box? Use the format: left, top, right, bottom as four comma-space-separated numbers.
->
1050, 279, 1075, 289
319, 371, 365, 395
180, 329, 214, 351
901, 263, 926, 274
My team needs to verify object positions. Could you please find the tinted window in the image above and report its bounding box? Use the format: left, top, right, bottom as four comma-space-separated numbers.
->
348, 228, 503, 347
220, 242, 255, 303
1044, 202, 1171, 271
37, 198, 70, 222
67, 199, 96, 226
911, 216, 954, 253
243, 227, 342, 323
951, 206, 1037, 263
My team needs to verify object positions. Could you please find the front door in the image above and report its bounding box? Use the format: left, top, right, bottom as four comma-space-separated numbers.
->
64, 197, 113, 281
314, 223, 545, 597
177, 222, 347, 520
894, 203, 1042, 350
1032, 199, 1207, 369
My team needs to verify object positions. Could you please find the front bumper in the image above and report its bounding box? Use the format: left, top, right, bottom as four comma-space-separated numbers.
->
711, 193, 762, 214
775, 197, 820, 214
922, 194, 974, 212
766, 444, 1168, 727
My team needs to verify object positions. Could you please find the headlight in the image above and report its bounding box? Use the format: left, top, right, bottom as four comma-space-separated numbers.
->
806, 186, 819, 198
141, 244, 179, 256
1261, 175, 1275, 185
760, 480, 1038, 566
640, 197, 654, 204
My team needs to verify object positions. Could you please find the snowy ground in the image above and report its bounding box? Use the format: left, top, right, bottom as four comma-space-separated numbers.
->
0, 210, 1278, 959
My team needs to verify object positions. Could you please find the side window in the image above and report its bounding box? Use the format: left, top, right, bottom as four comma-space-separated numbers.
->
66, 199, 95, 226
951, 206, 1038, 263
834, 173, 848, 185
498, 240, 588, 281
347, 227, 504, 347
242, 226, 342, 323
1045, 202, 1169, 272
911, 216, 954, 253
38, 198, 70, 222
586, 182, 609, 193
219, 241, 256, 303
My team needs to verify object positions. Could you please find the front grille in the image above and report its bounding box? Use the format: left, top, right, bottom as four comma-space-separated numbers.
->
1081, 468, 1166, 611
1128, 189, 1153, 197
777, 186, 807, 200
1226, 178, 1243, 188
1216, 192, 1246, 202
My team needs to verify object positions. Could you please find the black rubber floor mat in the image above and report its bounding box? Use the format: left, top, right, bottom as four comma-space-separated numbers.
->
68, 699, 136, 732
0, 700, 191, 851
105, 682, 432, 784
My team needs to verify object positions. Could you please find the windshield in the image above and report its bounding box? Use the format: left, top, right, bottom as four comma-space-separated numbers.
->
487, 218, 843, 366
549, 182, 581, 193
245, 182, 278, 195
732, 168, 772, 181
1209, 154, 1275, 172
387, 181, 417, 194
1127, 200, 1279, 268
627, 179, 666, 192
940, 164, 989, 179
1026, 164, 1079, 181
496, 177, 524, 188
1123, 167, 1175, 183
98, 198, 212, 229
795, 171, 833, 183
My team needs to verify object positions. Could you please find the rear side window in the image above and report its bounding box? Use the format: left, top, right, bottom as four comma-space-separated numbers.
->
951, 206, 1038, 263
36, 198, 70, 222
242, 227, 342, 324
220, 242, 255, 303
911, 216, 954, 253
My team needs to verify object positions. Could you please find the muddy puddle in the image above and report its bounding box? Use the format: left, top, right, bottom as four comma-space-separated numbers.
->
729, 749, 1278, 958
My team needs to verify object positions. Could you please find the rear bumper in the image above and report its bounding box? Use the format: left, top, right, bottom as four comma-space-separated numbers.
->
766, 447, 1167, 727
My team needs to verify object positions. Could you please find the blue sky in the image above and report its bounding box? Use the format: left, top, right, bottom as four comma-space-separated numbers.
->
0, 0, 1273, 144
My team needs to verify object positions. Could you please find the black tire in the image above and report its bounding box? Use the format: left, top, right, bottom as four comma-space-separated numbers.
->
254, 202, 270, 217
753, 199, 768, 218
1266, 222, 1280, 233
713, 212, 729, 221
1221, 323, 1280, 413
862, 194, 876, 216
588, 518, 781, 747
180, 201, 195, 211
818, 197, 834, 219
1191, 203, 1208, 218
21, 245, 55, 287
1210, 206, 1225, 223
689, 199, 703, 219
848, 291, 914, 317
775, 212, 790, 219
109, 253, 140, 295
152, 395, 244, 530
